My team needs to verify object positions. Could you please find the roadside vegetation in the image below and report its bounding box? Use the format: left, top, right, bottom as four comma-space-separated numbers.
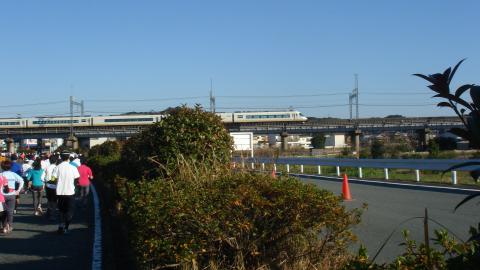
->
89, 61, 480, 269
89, 106, 361, 270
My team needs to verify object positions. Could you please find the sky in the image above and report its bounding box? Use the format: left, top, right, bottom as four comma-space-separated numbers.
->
0, 1, 479, 119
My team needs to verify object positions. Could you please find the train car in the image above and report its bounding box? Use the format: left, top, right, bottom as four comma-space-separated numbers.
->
215, 112, 234, 123
27, 116, 92, 128
91, 114, 164, 126
232, 110, 307, 123
0, 110, 308, 129
0, 118, 25, 128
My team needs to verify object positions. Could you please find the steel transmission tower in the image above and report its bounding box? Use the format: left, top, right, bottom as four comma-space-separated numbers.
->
69, 96, 84, 137
209, 78, 216, 113
349, 74, 359, 120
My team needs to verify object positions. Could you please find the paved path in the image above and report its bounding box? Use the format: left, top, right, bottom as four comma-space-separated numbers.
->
0, 191, 94, 269
297, 174, 480, 263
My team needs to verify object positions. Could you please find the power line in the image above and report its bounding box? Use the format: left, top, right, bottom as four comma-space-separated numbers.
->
85, 96, 209, 103
0, 101, 66, 108
217, 93, 349, 98
361, 92, 431, 95
359, 103, 437, 107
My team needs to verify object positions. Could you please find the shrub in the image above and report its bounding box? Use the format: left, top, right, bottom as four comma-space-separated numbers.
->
87, 141, 122, 183
88, 140, 122, 157
311, 134, 326, 149
121, 105, 233, 180
370, 140, 385, 159
124, 172, 362, 270
427, 140, 440, 158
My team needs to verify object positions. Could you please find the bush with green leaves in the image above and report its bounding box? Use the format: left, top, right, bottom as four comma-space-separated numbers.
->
311, 134, 326, 149
87, 140, 122, 182
123, 172, 362, 270
121, 105, 233, 180
371, 139, 386, 159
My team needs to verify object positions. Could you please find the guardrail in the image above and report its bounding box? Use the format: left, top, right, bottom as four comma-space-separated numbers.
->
233, 157, 480, 185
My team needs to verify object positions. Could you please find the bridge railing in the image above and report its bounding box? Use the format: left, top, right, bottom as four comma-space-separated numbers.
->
233, 157, 480, 185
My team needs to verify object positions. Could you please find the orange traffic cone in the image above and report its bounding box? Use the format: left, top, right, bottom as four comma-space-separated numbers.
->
271, 168, 277, 178
342, 174, 352, 201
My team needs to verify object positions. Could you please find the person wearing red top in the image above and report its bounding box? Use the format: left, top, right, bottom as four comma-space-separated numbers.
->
76, 157, 93, 207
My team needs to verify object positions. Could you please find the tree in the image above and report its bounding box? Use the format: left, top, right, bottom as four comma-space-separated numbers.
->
385, 114, 404, 118
370, 139, 386, 159
310, 134, 326, 149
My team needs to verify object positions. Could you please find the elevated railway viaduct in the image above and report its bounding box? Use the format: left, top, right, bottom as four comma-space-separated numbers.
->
0, 116, 463, 151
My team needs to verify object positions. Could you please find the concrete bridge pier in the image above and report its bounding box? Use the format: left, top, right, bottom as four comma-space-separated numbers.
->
280, 131, 289, 151
66, 135, 79, 150
416, 128, 431, 151
6, 138, 15, 154
352, 129, 362, 159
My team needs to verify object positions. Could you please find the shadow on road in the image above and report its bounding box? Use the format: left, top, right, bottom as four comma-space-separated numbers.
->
0, 195, 93, 270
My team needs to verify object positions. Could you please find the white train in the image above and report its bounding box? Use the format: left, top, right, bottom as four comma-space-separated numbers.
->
0, 110, 307, 129
217, 110, 307, 123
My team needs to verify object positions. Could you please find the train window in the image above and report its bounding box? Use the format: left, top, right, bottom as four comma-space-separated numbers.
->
237, 115, 244, 118
32, 120, 79, 124
0, 122, 20, 125
246, 114, 289, 119
81, 119, 87, 122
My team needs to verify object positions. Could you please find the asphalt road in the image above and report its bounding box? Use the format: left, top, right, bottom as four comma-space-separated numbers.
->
0, 192, 93, 269
298, 175, 480, 263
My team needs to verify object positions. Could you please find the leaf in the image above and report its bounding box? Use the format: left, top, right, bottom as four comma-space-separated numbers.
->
455, 84, 473, 98
429, 85, 444, 94
437, 102, 453, 108
413, 73, 437, 84
454, 193, 480, 212
443, 67, 452, 81
470, 86, 480, 108
466, 114, 480, 148
448, 58, 466, 85
441, 161, 480, 176
438, 93, 473, 111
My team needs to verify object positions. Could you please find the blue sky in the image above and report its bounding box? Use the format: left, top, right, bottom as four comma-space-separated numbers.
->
0, 1, 479, 118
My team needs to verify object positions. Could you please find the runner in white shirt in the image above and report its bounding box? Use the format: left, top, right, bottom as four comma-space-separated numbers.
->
52, 152, 80, 234
40, 154, 50, 171
45, 155, 59, 220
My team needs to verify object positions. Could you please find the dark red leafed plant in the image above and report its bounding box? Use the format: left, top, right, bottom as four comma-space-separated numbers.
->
414, 59, 480, 148
415, 60, 480, 210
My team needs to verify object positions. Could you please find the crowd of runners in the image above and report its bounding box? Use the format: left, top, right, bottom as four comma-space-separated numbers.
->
0, 151, 93, 235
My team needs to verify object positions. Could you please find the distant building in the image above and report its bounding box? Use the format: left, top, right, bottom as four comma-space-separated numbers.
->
324, 134, 346, 149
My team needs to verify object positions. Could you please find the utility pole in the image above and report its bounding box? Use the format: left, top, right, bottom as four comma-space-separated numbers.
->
209, 78, 216, 113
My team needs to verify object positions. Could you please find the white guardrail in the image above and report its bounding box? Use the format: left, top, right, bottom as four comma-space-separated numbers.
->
233, 157, 480, 185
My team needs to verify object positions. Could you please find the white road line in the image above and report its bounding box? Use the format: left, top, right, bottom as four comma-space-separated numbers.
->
290, 173, 480, 193
91, 184, 102, 270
